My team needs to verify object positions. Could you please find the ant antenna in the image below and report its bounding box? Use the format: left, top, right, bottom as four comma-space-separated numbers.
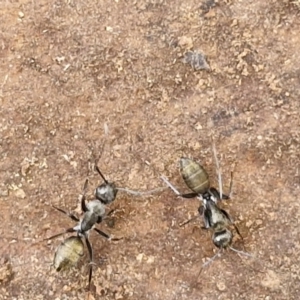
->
91, 139, 107, 181
202, 248, 222, 268
179, 215, 199, 227
212, 143, 223, 200
228, 171, 234, 198
82, 178, 89, 195
196, 248, 222, 280
95, 165, 108, 184
117, 187, 166, 196
160, 176, 181, 196
229, 247, 255, 258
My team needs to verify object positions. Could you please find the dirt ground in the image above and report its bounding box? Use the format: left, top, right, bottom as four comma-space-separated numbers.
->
1, 0, 300, 299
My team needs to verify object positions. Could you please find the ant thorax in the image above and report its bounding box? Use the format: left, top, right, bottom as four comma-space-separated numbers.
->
78, 212, 98, 233
201, 191, 218, 203
203, 200, 230, 228
86, 200, 106, 217
74, 201, 106, 233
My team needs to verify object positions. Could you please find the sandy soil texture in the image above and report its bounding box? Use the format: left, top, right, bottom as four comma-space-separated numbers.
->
1, 0, 300, 299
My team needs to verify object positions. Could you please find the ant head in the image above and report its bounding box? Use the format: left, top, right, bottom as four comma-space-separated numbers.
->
213, 228, 233, 248
95, 182, 118, 205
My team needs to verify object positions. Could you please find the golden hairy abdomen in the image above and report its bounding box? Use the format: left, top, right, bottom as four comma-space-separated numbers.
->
180, 157, 210, 194
54, 236, 84, 271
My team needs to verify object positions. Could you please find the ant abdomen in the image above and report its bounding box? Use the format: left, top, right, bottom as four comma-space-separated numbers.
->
180, 157, 210, 194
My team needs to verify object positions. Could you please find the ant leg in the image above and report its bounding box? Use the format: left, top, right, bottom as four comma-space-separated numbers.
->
106, 209, 116, 217
198, 205, 204, 215
202, 248, 222, 268
220, 208, 243, 240
81, 198, 88, 213
196, 248, 222, 281
203, 208, 212, 229
222, 194, 229, 200
96, 209, 117, 224
93, 228, 121, 241
233, 223, 243, 241
96, 216, 103, 224
220, 208, 232, 223
181, 192, 198, 198
95, 165, 108, 184
93, 228, 110, 239
179, 215, 199, 227
85, 236, 94, 291
212, 143, 223, 200
180, 205, 210, 227
161, 176, 199, 199
219, 208, 243, 240
228, 171, 234, 199
232, 223, 247, 252
43, 228, 75, 241
52, 206, 79, 222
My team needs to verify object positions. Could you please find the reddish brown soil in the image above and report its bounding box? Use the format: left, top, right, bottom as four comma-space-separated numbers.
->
1, 1, 300, 299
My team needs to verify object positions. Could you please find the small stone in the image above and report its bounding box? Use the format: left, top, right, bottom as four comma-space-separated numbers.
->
178, 36, 193, 49
183, 51, 210, 70
106, 265, 113, 277
18, 11, 25, 18
136, 253, 144, 262
115, 292, 123, 299
0, 187, 9, 197
146, 256, 155, 264
105, 26, 113, 32
231, 19, 238, 26
255, 219, 263, 226
194, 123, 203, 130
14, 188, 26, 199
216, 281, 226, 291
21, 159, 31, 176
0, 258, 13, 283
245, 220, 253, 228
